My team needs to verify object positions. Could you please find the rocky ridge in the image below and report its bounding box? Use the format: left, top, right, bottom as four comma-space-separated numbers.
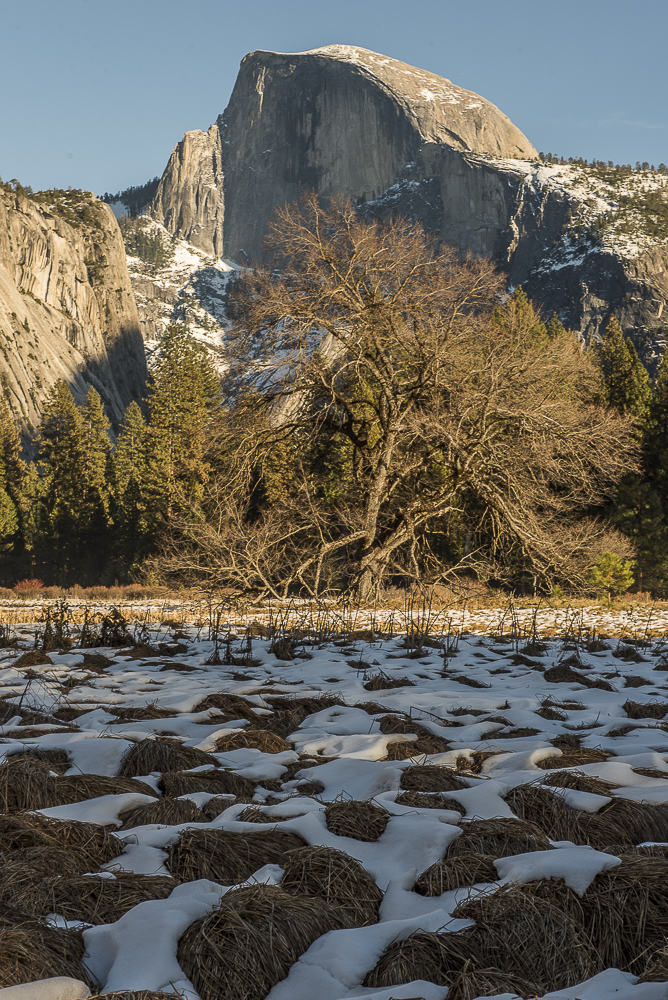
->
124, 217, 236, 365
0, 186, 147, 435
149, 44, 668, 354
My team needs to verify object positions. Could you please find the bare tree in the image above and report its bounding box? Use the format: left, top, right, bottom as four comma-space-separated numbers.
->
159, 195, 637, 599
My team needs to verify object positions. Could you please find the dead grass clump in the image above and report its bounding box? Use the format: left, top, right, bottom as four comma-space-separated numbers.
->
363, 930, 479, 988
13, 650, 54, 667
640, 944, 668, 982
363, 672, 415, 691
507, 783, 668, 850
447, 817, 553, 858
6, 747, 71, 773
395, 790, 465, 813
0, 756, 60, 811
110, 705, 178, 721
200, 796, 236, 821
543, 770, 620, 795
236, 806, 276, 824
192, 693, 265, 724
177, 883, 352, 1000
378, 716, 452, 757
0, 865, 177, 923
168, 828, 307, 883
119, 738, 213, 777
0, 814, 123, 870
0, 906, 90, 988
414, 854, 498, 895
400, 765, 468, 793
540, 746, 612, 769
623, 699, 668, 720
453, 882, 599, 991
582, 857, 668, 975
160, 768, 255, 799
88, 993, 181, 999
281, 845, 382, 925
58, 774, 161, 804
119, 796, 206, 829
543, 663, 614, 690
262, 695, 347, 739
324, 800, 389, 841
447, 965, 544, 1000
505, 784, 586, 843
213, 729, 293, 753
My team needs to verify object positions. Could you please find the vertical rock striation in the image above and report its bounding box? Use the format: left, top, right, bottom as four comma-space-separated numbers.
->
0, 187, 147, 435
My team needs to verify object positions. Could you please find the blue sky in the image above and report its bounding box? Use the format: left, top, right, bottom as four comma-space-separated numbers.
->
1, 0, 666, 195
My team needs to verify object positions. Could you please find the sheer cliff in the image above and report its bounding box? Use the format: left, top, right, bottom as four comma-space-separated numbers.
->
149, 44, 668, 352
0, 186, 147, 435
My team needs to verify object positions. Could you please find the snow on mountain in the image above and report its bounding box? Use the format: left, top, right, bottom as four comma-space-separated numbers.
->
122, 217, 239, 368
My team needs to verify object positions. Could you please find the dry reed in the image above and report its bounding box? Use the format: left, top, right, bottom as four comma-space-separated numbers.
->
400, 765, 468, 793
213, 729, 293, 753
0, 814, 123, 870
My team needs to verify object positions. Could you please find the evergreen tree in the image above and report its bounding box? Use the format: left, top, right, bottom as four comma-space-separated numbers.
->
111, 400, 150, 573
598, 316, 652, 421
143, 324, 220, 530
0, 400, 22, 556
33, 381, 113, 585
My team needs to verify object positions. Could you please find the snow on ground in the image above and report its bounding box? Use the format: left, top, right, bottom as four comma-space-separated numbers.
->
3, 607, 668, 998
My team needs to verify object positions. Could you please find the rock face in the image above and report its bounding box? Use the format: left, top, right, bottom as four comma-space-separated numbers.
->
150, 44, 668, 351
151, 44, 537, 263
0, 187, 147, 436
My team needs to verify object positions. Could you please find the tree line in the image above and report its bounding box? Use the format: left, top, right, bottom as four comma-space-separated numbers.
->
0, 326, 219, 587
1, 195, 666, 599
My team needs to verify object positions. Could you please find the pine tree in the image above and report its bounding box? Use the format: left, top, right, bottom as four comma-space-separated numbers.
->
144, 324, 220, 529
111, 400, 150, 573
0, 400, 22, 556
598, 316, 652, 421
33, 381, 113, 584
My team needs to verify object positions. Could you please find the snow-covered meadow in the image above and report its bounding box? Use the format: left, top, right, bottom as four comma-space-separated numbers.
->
2, 605, 668, 1000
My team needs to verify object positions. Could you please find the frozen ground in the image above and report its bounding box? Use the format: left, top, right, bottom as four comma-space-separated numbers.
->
2, 608, 668, 998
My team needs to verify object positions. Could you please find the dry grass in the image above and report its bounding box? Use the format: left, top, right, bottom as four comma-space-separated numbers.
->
543, 770, 620, 795
280, 845, 382, 925
414, 854, 498, 895
640, 943, 668, 982
213, 729, 293, 753
400, 765, 468, 793
623, 699, 668, 719
192, 693, 265, 724
0, 756, 162, 813
177, 883, 352, 1000
452, 882, 600, 991
160, 768, 255, 799
0, 814, 123, 870
88, 993, 183, 999
168, 828, 307, 884
324, 800, 389, 841
582, 857, 668, 975
540, 746, 612, 769
446, 964, 544, 1000
447, 817, 553, 857
507, 783, 668, 850
0, 863, 177, 923
395, 790, 465, 813
363, 930, 480, 989
119, 797, 206, 829
543, 663, 614, 690
119, 739, 213, 777
0, 904, 91, 988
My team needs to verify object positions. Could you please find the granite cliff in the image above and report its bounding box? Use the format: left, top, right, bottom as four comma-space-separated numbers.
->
149, 45, 668, 353
0, 186, 147, 436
